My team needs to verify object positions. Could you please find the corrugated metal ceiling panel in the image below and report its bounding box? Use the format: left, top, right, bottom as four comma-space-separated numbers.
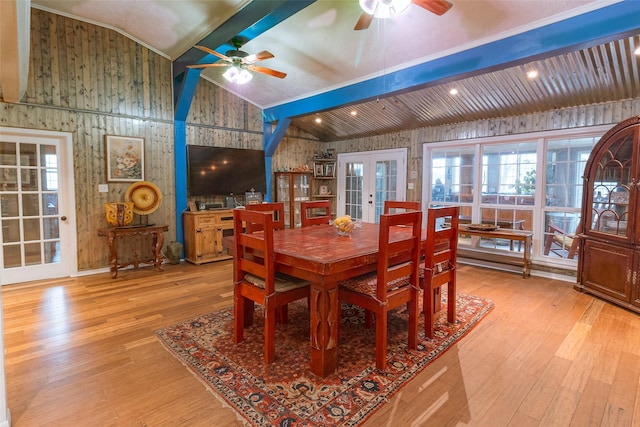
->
291, 34, 640, 141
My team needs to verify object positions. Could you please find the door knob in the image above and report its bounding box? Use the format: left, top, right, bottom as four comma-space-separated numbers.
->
60, 216, 67, 221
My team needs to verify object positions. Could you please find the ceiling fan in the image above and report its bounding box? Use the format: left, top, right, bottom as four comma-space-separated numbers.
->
187, 38, 286, 83
354, 0, 453, 31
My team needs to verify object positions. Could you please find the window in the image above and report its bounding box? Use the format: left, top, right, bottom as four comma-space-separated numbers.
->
424, 127, 606, 267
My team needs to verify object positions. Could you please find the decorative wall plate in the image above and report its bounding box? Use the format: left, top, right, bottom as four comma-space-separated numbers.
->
125, 181, 163, 215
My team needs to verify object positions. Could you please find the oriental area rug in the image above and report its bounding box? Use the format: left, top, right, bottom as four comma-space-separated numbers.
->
156, 292, 493, 426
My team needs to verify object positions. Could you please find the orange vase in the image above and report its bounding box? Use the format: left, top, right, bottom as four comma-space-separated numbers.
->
105, 202, 134, 227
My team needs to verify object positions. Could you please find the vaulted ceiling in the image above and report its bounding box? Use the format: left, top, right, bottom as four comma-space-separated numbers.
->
7, 0, 640, 141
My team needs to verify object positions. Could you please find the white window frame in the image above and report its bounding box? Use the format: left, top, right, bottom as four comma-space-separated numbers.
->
422, 124, 612, 270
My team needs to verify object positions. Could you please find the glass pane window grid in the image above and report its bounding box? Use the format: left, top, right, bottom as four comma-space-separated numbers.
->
374, 160, 398, 222
482, 142, 537, 198
427, 129, 605, 263
1, 141, 61, 268
430, 148, 475, 204
345, 162, 363, 220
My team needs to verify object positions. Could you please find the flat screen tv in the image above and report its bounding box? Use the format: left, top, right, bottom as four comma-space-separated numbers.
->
187, 145, 267, 197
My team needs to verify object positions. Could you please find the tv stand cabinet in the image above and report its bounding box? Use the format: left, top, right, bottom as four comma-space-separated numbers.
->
183, 210, 234, 264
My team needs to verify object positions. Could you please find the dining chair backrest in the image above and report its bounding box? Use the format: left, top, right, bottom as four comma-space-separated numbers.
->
422, 205, 459, 338
233, 209, 276, 292
244, 202, 285, 233
300, 200, 331, 227
376, 211, 423, 301
383, 200, 421, 214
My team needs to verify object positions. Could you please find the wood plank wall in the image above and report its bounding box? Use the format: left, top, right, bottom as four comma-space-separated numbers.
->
326, 98, 640, 201
3, 9, 638, 273
0, 9, 319, 272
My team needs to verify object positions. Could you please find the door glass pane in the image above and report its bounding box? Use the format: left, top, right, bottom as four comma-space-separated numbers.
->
0, 142, 17, 165
1, 194, 18, 217
20, 144, 37, 167
21, 169, 38, 191
374, 160, 398, 222
44, 241, 60, 263
345, 162, 363, 220
2, 245, 21, 268
23, 218, 40, 241
1, 167, 18, 191
2, 219, 19, 243
24, 242, 42, 265
22, 194, 40, 216
43, 217, 59, 239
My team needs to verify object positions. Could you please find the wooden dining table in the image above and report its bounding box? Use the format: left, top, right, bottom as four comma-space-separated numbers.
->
263, 221, 421, 377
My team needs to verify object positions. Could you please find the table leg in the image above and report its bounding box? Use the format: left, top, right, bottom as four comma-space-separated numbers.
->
153, 230, 165, 272
523, 235, 532, 278
309, 281, 339, 377
107, 232, 118, 279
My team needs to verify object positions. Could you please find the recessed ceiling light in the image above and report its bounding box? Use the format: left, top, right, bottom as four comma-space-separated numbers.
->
635, 46, 640, 56
527, 70, 538, 79
449, 88, 458, 95
350, 110, 357, 116
315, 117, 322, 123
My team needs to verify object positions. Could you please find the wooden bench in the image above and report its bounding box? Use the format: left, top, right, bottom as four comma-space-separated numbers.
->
457, 225, 533, 278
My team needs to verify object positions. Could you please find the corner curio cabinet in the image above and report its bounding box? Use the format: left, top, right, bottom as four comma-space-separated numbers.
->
577, 116, 640, 313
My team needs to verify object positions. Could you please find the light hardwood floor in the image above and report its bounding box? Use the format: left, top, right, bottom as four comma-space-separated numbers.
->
3, 261, 640, 426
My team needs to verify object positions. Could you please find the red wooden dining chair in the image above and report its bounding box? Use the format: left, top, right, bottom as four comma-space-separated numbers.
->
338, 211, 422, 371
232, 209, 310, 364
383, 200, 421, 214
244, 202, 285, 233
300, 200, 331, 227
421, 206, 459, 339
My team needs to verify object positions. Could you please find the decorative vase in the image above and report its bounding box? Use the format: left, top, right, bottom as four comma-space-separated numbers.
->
105, 202, 134, 227
165, 241, 183, 264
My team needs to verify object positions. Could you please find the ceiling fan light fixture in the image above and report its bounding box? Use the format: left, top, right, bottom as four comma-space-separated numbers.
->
359, 0, 412, 19
223, 66, 253, 84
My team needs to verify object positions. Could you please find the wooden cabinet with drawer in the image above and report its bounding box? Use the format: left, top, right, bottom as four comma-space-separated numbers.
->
183, 210, 234, 264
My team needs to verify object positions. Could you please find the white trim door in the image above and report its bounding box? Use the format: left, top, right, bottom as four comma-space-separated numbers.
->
337, 148, 407, 223
0, 127, 77, 285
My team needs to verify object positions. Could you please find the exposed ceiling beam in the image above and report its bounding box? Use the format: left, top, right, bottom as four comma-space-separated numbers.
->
173, 0, 316, 80
0, 0, 31, 103
263, 0, 640, 123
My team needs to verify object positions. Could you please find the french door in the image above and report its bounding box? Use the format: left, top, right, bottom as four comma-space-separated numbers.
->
337, 148, 407, 223
0, 127, 77, 285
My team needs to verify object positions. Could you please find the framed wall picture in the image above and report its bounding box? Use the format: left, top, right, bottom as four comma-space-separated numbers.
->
105, 135, 145, 182
324, 162, 335, 178
314, 162, 325, 177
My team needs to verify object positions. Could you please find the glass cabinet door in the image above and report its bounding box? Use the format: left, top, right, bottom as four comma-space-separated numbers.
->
588, 127, 636, 240
292, 174, 311, 227
276, 174, 291, 227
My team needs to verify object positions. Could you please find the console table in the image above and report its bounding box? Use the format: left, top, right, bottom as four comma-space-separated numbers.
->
98, 224, 168, 278
458, 225, 533, 278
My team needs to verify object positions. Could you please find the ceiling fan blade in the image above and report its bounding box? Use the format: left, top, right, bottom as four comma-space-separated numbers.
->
412, 0, 453, 15
354, 12, 374, 31
246, 65, 287, 79
186, 63, 229, 69
242, 50, 275, 64
193, 45, 232, 62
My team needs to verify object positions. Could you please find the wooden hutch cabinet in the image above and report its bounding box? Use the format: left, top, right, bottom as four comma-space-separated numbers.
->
577, 116, 640, 313
183, 210, 234, 264
274, 171, 312, 228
